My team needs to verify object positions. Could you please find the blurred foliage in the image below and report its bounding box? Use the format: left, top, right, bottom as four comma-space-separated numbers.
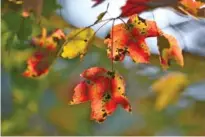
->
152, 72, 189, 110
1, 0, 205, 136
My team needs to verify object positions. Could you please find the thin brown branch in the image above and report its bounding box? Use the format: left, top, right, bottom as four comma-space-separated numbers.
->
111, 19, 116, 72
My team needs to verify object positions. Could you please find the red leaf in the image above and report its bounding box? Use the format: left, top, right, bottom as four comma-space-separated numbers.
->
128, 39, 150, 63
120, 0, 149, 17
127, 15, 160, 37
92, 0, 106, 7
104, 99, 117, 116
69, 67, 132, 123
23, 50, 51, 77
70, 81, 89, 105
23, 28, 66, 78
104, 14, 184, 69
80, 67, 107, 80
31, 28, 66, 50
88, 76, 110, 122
104, 24, 129, 61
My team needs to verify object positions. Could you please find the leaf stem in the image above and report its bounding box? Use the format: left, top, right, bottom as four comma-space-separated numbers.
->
111, 19, 115, 72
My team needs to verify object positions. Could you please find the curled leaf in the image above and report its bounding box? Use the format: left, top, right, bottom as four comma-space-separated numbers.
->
61, 28, 95, 59
157, 33, 184, 69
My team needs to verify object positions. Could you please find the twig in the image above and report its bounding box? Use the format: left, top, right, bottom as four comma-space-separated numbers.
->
111, 19, 116, 72
57, 17, 115, 57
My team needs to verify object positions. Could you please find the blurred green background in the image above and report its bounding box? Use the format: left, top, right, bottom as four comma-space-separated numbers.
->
1, 0, 205, 136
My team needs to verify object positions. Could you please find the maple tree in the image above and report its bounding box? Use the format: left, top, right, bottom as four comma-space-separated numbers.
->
1, 0, 205, 125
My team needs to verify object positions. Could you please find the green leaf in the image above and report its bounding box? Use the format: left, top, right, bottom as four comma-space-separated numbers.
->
42, 0, 62, 18
2, 11, 22, 33
94, 3, 109, 24
17, 17, 33, 41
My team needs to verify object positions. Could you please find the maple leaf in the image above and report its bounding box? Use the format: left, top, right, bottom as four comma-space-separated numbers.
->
120, 0, 179, 17
151, 72, 189, 110
105, 14, 184, 69
157, 33, 184, 69
120, 0, 205, 18
69, 67, 132, 123
70, 81, 89, 105
104, 15, 160, 63
178, 0, 205, 17
80, 67, 107, 80
61, 28, 95, 60
23, 28, 66, 77
104, 24, 130, 61
120, 0, 150, 17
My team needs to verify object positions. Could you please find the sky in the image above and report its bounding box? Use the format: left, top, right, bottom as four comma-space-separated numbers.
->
57, 0, 205, 56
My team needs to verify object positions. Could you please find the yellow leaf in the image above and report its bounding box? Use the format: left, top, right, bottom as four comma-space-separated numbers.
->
151, 72, 189, 110
61, 28, 95, 59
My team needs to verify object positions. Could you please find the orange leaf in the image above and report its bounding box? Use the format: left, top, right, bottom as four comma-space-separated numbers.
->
157, 33, 184, 69
23, 28, 66, 78
88, 76, 110, 122
31, 28, 66, 50
70, 81, 89, 105
105, 15, 160, 63
80, 67, 107, 80
104, 24, 129, 61
128, 39, 150, 63
179, 0, 204, 16
69, 67, 132, 123
127, 15, 160, 37
111, 73, 132, 112
105, 14, 184, 69
23, 49, 53, 77
104, 99, 117, 116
